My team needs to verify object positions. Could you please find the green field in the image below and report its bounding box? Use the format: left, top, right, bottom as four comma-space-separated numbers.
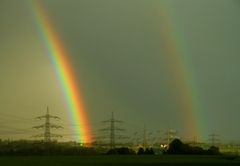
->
0, 155, 240, 166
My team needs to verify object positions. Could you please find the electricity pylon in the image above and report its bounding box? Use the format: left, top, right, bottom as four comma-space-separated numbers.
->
143, 125, 147, 149
163, 129, 177, 146
33, 106, 63, 142
209, 133, 219, 146
100, 112, 125, 149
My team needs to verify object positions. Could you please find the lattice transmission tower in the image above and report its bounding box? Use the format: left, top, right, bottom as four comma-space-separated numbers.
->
100, 112, 125, 149
33, 106, 63, 142
163, 129, 177, 146
143, 125, 148, 149
209, 133, 220, 146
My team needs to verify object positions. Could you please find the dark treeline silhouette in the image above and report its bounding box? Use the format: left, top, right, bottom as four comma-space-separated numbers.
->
106, 147, 135, 155
0, 140, 99, 155
0, 139, 221, 156
106, 147, 155, 155
0, 140, 155, 156
137, 147, 155, 155
0, 140, 154, 156
165, 139, 221, 155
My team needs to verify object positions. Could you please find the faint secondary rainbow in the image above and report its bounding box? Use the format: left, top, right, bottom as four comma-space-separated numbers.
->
28, 1, 92, 143
155, 2, 206, 141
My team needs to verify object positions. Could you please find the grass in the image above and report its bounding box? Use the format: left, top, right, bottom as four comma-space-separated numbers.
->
0, 155, 240, 165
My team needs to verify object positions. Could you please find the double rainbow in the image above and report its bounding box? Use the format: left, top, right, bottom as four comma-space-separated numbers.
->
28, 1, 205, 143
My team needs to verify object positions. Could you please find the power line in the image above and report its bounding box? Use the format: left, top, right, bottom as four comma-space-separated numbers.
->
0, 112, 33, 121
163, 129, 177, 147
209, 133, 220, 146
99, 112, 125, 149
33, 106, 63, 142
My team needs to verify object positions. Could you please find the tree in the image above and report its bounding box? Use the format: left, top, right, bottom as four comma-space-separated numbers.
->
207, 146, 220, 155
167, 139, 186, 154
166, 139, 221, 155
137, 147, 145, 155
145, 148, 155, 155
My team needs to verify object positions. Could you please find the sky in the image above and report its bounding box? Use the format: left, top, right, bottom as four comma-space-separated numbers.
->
0, 0, 240, 143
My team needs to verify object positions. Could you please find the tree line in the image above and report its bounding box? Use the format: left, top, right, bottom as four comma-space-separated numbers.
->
0, 139, 221, 155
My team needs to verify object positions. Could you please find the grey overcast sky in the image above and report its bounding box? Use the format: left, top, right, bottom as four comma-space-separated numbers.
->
0, 0, 240, 143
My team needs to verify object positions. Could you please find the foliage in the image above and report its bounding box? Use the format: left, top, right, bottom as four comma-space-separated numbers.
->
0, 140, 98, 155
106, 147, 135, 155
166, 139, 221, 155
137, 147, 155, 155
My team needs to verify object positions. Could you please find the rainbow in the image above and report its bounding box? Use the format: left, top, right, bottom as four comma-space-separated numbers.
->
28, 1, 92, 143
155, 2, 206, 141
28, 0, 206, 142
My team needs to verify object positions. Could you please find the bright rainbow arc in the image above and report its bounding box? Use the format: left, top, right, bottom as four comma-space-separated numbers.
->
29, 1, 92, 143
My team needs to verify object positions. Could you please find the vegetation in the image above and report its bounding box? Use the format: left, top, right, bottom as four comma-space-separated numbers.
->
0, 140, 156, 156
0, 140, 99, 155
0, 139, 239, 165
106, 147, 155, 155
166, 139, 221, 155
137, 147, 155, 155
106, 147, 135, 155
0, 155, 240, 166
0, 139, 222, 156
